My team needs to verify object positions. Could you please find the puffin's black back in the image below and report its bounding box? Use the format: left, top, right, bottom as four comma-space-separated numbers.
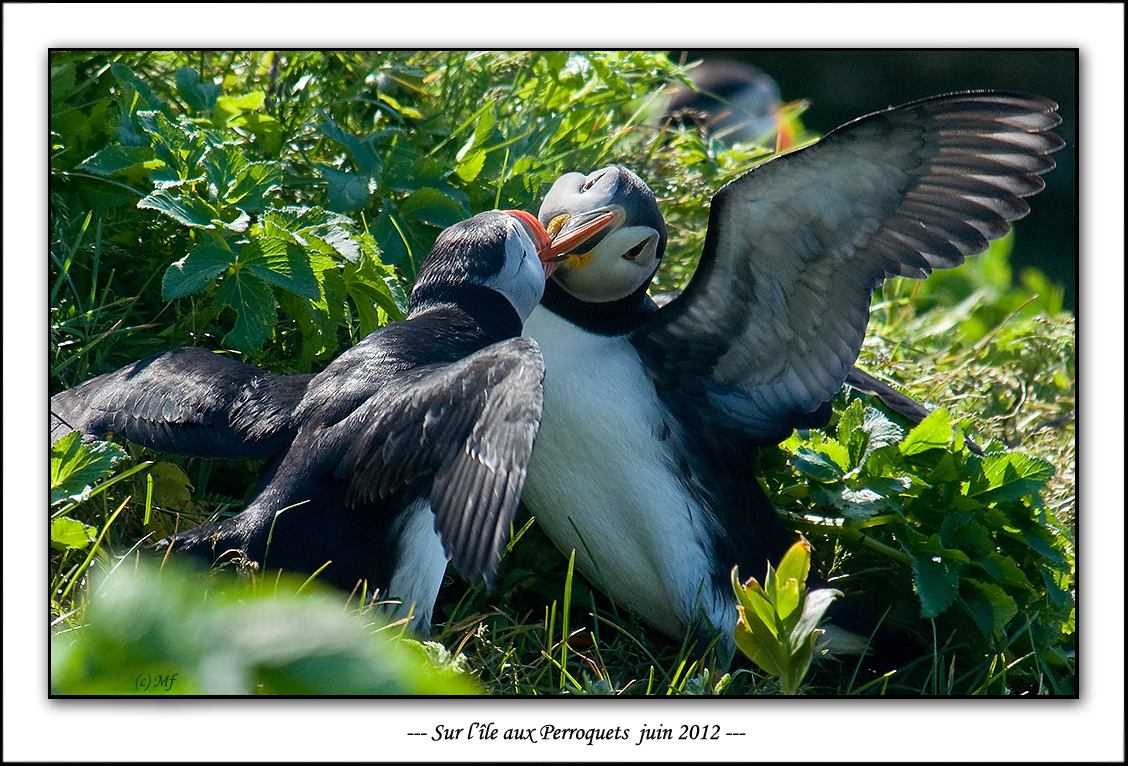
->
150, 211, 548, 613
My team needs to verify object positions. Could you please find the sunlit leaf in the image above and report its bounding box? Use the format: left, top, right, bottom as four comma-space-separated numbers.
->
77, 144, 154, 175
51, 517, 98, 551
455, 149, 486, 183
242, 236, 321, 299
138, 188, 218, 228
162, 242, 232, 299
50, 431, 128, 507
900, 409, 953, 457
971, 453, 1055, 503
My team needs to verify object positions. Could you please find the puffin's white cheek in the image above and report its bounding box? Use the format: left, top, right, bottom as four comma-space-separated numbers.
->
553, 226, 661, 303
558, 265, 627, 303
486, 236, 546, 323
558, 257, 657, 304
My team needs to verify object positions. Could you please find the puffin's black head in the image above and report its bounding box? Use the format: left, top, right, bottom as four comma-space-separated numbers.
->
538, 166, 667, 303
410, 208, 621, 322
409, 210, 555, 323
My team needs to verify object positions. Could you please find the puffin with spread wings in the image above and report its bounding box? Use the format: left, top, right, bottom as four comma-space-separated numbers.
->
521, 92, 1064, 655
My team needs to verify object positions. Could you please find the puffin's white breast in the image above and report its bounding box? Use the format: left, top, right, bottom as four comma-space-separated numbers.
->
522, 306, 731, 640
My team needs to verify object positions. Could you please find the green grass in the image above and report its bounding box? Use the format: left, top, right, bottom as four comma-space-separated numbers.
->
49, 50, 1075, 696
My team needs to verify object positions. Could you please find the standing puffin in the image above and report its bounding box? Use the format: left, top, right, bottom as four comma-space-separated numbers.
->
51, 209, 607, 628
521, 91, 1064, 655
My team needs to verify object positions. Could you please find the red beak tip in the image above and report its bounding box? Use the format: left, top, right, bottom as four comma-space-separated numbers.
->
504, 209, 553, 259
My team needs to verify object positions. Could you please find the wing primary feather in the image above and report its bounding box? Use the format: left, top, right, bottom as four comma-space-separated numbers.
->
636, 91, 1061, 440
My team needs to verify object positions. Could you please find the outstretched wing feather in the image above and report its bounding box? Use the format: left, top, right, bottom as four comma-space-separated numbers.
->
634, 91, 1063, 442
50, 347, 310, 459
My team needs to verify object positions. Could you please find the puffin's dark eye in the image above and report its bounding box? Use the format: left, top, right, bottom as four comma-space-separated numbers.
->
623, 241, 647, 261
581, 172, 605, 192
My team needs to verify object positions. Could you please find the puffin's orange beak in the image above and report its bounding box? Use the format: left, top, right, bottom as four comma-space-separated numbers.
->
542, 209, 621, 262
503, 209, 558, 278
504, 208, 620, 279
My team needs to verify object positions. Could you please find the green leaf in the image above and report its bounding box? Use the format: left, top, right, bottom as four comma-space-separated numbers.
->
861, 406, 905, 457
790, 446, 846, 482
731, 569, 778, 637
773, 575, 802, 624
900, 409, 953, 457
224, 92, 266, 111
211, 91, 267, 128
318, 165, 375, 213
455, 149, 486, 183
775, 541, 811, 594
162, 243, 233, 299
369, 207, 410, 267
51, 560, 480, 695
733, 607, 788, 679
975, 552, 1037, 593
911, 553, 960, 618
242, 236, 321, 299
815, 485, 891, 522
50, 431, 128, 507
135, 110, 205, 180
836, 399, 866, 468
259, 205, 353, 235
239, 110, 284, 155
109, 62, 170, 116
474, 107, 497, 142
308, 225, 360, 264
138, 188, 218, 228
147, 462, 195, 511
228, 161, 282, 211
961, 579, 1018, 639
1018, 527, 1069, 569
276, 289, 332, 368
77, 144, 154, 176
201, 142, 247, 197
791, 588, 841, 654
50, 60, 77, 107
400, 187, 468, 229
971, 453, 1055, 504
214, 269, 276, 352
914, 532, 972, 564
939, 511, 995, 558
51, 517, 99, 551
347, 281, 399, 334
317, 109, 382, 176
174, 66, 220, 113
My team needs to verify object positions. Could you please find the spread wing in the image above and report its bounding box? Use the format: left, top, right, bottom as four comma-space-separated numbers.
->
632, 91, 1063, 442
331, 337, 545, 585
50, 347, 311, 459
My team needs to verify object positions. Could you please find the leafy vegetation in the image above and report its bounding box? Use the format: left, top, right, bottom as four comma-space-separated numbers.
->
50, 50, 1075, 696
732, 541, 843, 695
52, 559, 479, 695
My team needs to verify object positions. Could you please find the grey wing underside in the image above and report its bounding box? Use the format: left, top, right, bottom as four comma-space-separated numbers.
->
635, 91, 1064, 443
50, 347, 312, 460
329, 337, 546, 586
651, 290, 945, 431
